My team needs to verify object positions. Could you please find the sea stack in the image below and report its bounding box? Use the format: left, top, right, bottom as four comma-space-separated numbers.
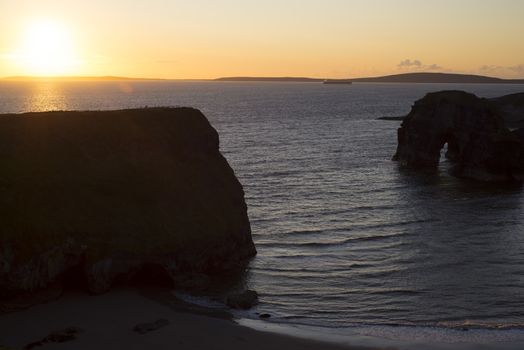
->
0, 108, 256, 298
489, 92, 524, 129
393, 91, 524, 182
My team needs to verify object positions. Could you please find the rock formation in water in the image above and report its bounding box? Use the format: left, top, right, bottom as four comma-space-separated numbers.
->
0, 108, 256, 299
489, 92, 524, 129
393, 91, 524, 182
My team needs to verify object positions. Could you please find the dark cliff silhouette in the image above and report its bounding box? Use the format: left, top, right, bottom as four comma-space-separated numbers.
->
393, 91, 524, 182
0, 108, 256, 300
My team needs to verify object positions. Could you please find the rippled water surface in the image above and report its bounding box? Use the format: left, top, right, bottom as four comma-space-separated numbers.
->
1, 80, 524, 333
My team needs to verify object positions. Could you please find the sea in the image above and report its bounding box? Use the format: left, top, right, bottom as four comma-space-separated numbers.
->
1, 80, 524, 348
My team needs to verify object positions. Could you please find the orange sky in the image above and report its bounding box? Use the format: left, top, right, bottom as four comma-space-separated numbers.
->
1, 0, 524, 79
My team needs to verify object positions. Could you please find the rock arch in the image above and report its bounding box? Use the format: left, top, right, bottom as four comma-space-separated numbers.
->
393, 91, 524, 182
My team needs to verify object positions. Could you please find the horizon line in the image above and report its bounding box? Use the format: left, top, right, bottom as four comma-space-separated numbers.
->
2, 72, 524, 81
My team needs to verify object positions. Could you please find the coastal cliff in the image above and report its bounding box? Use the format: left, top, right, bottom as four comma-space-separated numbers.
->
393, 91, 524, 182
0, 108, 256, 298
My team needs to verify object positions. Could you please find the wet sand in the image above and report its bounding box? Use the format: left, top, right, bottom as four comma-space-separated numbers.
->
0, 288, 376, 350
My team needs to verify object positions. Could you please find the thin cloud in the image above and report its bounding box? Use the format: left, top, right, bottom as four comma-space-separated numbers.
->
426, 64, 443, 71
398, 59, 422, 68
397, 59, 442, 71
479, 64, 524, 77
479, 65, 503, 74
508, 64, 524, 74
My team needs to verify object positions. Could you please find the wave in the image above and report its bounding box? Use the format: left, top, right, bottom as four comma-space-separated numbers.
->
256, 231, 414, 249
257, 218, 437, 239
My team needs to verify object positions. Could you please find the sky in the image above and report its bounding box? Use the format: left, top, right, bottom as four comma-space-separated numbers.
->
1, 0, 524, 79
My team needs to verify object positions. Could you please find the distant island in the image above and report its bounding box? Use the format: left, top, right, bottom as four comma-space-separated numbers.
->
215, 77, 354, 84
216, 73, 524, 84
351, 72, 524, 84
215, 77, 324, 82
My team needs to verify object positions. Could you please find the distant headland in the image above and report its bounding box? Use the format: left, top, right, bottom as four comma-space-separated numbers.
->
3, 73, 524, 84
216, 73, 524, 84
215, 77, 324, 82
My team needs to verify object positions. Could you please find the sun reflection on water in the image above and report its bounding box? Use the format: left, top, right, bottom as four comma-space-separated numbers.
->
24, 82, 69, 112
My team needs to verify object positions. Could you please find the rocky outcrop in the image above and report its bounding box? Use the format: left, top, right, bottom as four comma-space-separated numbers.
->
393, 91, 524, 182
24, 327, 83, 349
0, 108, 256, 299
380, 92, 524, 127
133, 319, 170, 334
490, 92, 524, 129
225, 290, 259, 310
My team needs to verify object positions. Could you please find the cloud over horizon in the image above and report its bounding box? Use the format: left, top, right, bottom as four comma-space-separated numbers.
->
479, 64, 524, 78
398, 59, 422, 68
397, 59, 442, 72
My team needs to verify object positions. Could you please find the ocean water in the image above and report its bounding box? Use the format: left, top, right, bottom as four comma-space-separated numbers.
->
1, 80, 524, 344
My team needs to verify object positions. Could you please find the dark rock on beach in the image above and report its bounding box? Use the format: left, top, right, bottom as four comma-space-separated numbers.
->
133, 319, 170, 334
0, 283, 63, 314
24, 327, 83, 349
226, 290, 259, 310
393, 91, 524, 182
0, 107, 256, 300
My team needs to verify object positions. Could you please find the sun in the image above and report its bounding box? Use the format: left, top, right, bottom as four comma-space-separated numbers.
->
17, 20, 79, 76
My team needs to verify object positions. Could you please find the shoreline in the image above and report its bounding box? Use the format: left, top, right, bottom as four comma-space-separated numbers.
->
238, 318, 524, 350
172, 288, 524, 349
0, 288, 365, 350
2, 288, 524, 350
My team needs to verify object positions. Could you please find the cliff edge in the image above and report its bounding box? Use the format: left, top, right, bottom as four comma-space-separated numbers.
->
0, 107, 256, 298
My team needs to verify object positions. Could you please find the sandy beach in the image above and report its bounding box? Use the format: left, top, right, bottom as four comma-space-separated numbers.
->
0, 288, 377, 350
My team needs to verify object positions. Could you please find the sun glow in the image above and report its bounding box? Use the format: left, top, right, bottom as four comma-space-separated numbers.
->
16, 20, 80, 76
